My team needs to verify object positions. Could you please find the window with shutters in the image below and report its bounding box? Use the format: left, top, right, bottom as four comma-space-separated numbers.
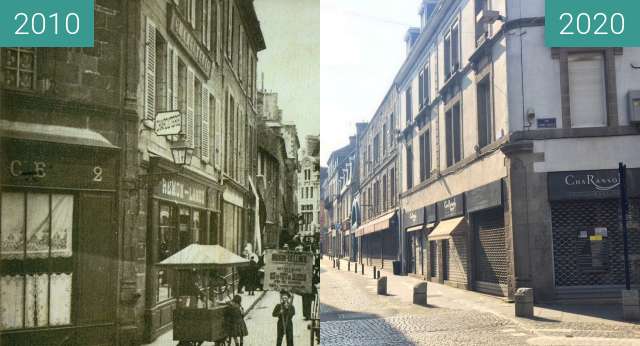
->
145, 19, 157, 120
227, 0, 233, 59
568, 52, 607, 128
207, 93, 215, 164
3, 48, 35, 90
423, 66, 430, 107
178, 60, 187, 124
239, 27, 244, 84
445, 102, 462, 167
390, 168, 396, 204
194, 79, 202, 157
406, 144, 414, 189
419, 71, 425, 109
477, 77, 493, 148
186, 69, 195, 149
419, 130, 431, 182
444, 22, 460, 80
405, 87, 413, 124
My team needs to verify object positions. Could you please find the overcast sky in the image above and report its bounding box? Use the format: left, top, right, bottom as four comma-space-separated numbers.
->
320, 0, 419, 163
255, 0, 320, 151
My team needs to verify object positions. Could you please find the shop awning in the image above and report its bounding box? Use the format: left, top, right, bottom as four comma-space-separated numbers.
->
428, 217, 465, 240
156, 244, 249, 269
0, 120, 119, 149
355, 210, 396, 237
406, 225, 423, 233
426, 222, 436, 229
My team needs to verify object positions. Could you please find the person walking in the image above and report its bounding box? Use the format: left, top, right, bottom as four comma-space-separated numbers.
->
228, 295, 248, 346
272, 290, 295, 345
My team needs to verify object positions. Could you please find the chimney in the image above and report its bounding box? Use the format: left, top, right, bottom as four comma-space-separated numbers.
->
404, 27, 420, 56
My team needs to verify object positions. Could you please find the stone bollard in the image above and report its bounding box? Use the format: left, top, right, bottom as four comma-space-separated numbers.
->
377, 276, 387, 295
622, 289, 640, 321
514, 288, 534, 318
373, 266, 377, 279
413, 282, 428, 306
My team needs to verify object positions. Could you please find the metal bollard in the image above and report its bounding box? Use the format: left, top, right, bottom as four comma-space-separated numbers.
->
377, 270, 380, 279
361, 263, 364, 275
373, 266, 377, 279
332, 259, 335, 268
355, 263, 358, 273
348, 261, 351, 271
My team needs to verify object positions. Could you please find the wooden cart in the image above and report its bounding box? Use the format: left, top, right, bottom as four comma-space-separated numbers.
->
156, 244, 249, 346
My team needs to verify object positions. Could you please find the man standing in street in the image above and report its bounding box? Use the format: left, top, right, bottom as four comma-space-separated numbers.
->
273, 290, 295, 345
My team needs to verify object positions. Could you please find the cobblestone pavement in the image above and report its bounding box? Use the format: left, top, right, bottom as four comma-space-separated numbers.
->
244, 290, 313, 345
320, 261, 640, 346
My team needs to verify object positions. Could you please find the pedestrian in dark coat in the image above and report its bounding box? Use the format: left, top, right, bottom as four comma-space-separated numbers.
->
228, 295, 248, 346
273, 290, 295, 346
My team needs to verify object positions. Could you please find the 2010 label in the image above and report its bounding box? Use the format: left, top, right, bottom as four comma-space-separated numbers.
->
14, 12, 80, 36
559, 12, 625, 36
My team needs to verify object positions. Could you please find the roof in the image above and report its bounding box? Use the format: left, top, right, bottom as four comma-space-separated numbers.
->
157, 244, 249, 269
0, 120, 119, 149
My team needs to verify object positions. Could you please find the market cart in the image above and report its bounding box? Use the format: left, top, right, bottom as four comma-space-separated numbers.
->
156, 244, 249, 346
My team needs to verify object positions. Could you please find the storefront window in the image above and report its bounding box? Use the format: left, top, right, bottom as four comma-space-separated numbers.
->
179, 208, 191, 249
158, 204, 177, 302
1, 192, 73, 330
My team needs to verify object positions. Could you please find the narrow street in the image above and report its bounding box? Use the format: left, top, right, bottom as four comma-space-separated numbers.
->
320, 260, 640, 346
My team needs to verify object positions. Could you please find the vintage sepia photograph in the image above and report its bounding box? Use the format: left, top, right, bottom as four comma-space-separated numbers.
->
0, 0, 319, 345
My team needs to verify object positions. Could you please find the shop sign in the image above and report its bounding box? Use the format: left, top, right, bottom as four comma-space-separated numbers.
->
548, 169, 640, 201
155, 110, 182, 136
263, 250, 313, 294
466, 180, 502, 213
2, 142, 116, 190
437, 194, 464, 220
425, 204, 437, 224
155, 177, 206, 208
168, 5, 213, 77
403, 207, 425, 229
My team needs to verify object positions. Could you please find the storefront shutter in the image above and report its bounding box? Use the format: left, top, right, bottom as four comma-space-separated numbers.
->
568, 53, 606, 128
186, 69, 195, 148
201, 86, 210, 163
215, 98, 223, 169
144, 18, 156, 121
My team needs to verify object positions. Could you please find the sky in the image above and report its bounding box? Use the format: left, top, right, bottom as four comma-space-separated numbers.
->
320, 0, 420, 163
254, 0, 320, 152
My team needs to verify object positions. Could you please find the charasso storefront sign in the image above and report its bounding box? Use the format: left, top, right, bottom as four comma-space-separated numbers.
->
548, 169, 640, 201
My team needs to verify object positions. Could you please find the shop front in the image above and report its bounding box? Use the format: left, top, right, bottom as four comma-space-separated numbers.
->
356, 210, 398, 270
548, 169, 640, 299
404, 207, 425, 277
465, 180, 508, 296
0, 133, 120, 345
428, 195, 469, 289
144, 162, 221, 342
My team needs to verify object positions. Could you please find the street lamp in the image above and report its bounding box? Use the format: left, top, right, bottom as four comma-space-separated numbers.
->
170, 145, 194, 166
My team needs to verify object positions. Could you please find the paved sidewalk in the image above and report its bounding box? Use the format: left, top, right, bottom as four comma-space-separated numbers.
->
325, 257, 640, 338
143, 290, 267, 346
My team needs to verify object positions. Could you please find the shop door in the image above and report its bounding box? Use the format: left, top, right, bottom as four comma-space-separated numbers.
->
474, 208, 508, 296
429, 240, 438, 278
407, 233, 415, 274
442, 240, 449, 281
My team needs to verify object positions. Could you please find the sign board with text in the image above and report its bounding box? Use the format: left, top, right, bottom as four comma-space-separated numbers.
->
263, 250, 313, 294
155, 110, 182, 136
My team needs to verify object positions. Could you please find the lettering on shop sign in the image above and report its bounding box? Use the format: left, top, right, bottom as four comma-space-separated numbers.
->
159, 178, 206, 206
9, 160, 105, 183
437, 194, 464, 220
403, 207, 425, 228
169, 5, 212, 77
548, 169, 640, 201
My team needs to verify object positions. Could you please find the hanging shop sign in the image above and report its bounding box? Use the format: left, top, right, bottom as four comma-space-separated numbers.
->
263, 250, 313, 294
548, 169, 640, 201
168, 4, 213, 77
2, 140, 117, 190
465, 180, 503, 213
155, 110, 182, 136
403, 207, 425, 229
437, 194, 464, 220
154, 176, 206, 208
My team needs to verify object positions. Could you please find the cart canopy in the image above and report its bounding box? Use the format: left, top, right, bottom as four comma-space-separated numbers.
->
157, 244, 250, 269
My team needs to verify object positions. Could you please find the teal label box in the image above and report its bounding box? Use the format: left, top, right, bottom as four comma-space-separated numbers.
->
546, 0, 640, 47
0, 0, 94, 47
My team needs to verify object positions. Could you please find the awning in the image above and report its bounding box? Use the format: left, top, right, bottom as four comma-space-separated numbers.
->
355, 210, 396, 237
426, 222, 436, 229
428, 217, 465, 240
156, 244, 249, 269
0, 119, 119, 149
406, 225, 423, 233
